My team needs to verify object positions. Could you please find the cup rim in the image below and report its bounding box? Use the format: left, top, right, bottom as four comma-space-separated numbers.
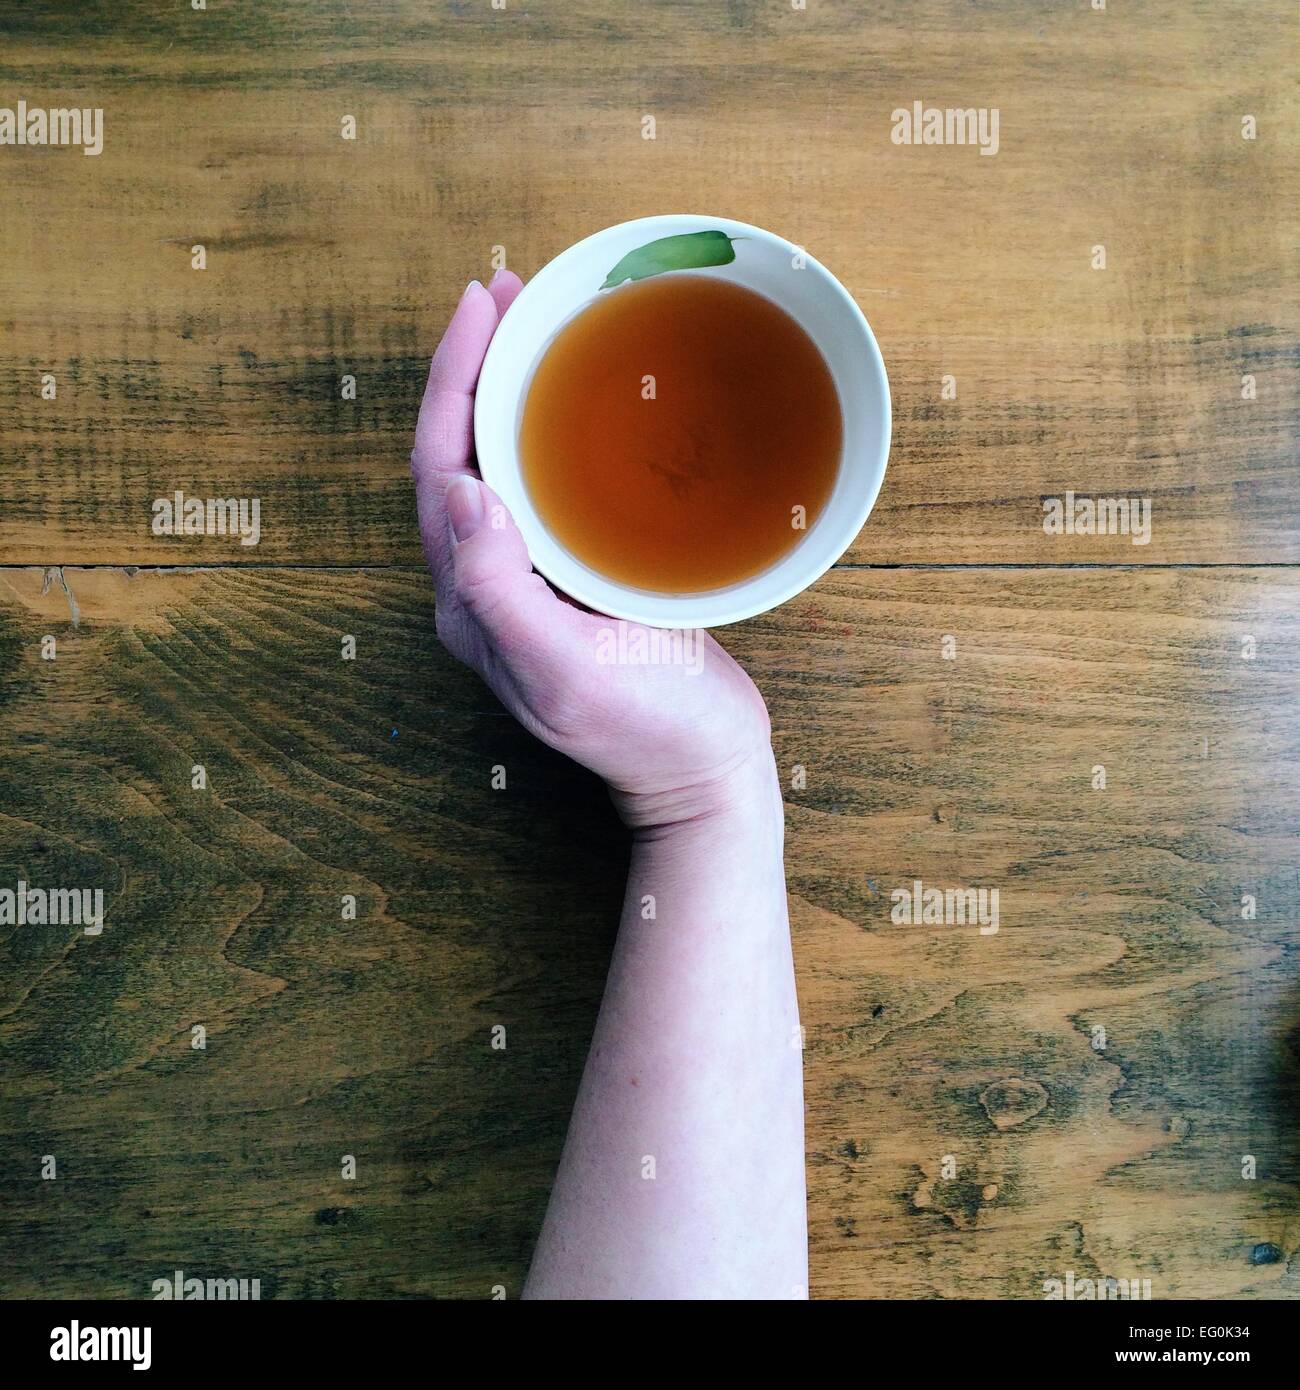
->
474, 213, 891, 628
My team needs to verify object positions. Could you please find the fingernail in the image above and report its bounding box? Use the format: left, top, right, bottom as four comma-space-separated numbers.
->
447, 476, 486, 542
462, 278, 483, 300
489, 268, 504, 285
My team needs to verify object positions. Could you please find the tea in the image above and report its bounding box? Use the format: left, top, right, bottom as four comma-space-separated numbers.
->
519, 274, 842, 593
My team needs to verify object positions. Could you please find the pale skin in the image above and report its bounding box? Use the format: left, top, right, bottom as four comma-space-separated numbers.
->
412, 272, 807, 1300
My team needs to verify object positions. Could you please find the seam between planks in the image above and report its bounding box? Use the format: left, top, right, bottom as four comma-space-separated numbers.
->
0, 563, 1298, 575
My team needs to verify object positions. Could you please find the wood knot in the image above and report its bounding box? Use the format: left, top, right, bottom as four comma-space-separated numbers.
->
979, 1077, 1048, 1130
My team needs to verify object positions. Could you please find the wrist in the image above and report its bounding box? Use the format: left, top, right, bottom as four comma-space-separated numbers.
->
609, 743, 784, 840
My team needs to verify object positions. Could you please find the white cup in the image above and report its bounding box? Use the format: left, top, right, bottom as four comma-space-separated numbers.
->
474, 214, 891, 629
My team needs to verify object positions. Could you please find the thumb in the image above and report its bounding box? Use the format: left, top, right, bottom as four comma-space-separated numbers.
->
444, 476, 553, 634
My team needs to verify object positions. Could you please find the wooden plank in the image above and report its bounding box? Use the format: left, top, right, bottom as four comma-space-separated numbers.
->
1, 0, 1295, 564
0, 564, 1295, 1298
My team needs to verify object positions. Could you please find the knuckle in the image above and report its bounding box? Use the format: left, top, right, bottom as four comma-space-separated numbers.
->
455, 547, 507, 611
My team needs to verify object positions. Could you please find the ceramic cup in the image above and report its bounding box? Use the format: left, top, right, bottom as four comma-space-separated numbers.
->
473, 213, 891, 629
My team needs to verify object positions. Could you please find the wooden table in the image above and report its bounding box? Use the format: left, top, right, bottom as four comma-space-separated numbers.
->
0, 0, 1296, 1299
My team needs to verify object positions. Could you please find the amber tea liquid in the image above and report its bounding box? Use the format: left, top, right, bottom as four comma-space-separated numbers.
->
519, 274, 842, 593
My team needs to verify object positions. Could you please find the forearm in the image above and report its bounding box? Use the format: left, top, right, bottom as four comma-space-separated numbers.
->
523, 751, 807, 1300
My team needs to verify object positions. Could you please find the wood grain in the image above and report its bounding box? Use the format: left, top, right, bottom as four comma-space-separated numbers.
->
0, 565, 1296, 1298
0, 0, 1296, 564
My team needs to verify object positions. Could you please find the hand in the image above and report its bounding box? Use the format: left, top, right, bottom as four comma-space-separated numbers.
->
411, 274, 776, 829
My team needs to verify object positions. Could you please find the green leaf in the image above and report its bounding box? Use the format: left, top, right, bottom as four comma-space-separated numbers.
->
600, 230, 737, 290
